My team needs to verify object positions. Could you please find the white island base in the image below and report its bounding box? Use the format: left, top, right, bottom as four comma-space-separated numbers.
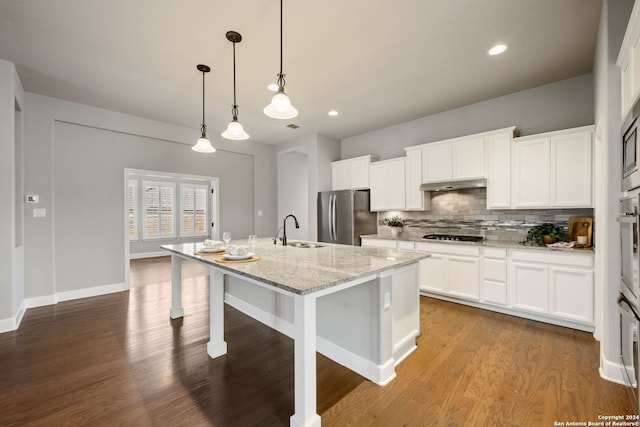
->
224, 264, 420, 385
164, 241, 425, 427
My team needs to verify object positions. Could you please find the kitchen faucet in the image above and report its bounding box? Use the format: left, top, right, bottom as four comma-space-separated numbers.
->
282, 214, 300, 246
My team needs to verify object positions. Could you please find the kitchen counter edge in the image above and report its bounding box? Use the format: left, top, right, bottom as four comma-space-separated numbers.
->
360, 234, 594, 253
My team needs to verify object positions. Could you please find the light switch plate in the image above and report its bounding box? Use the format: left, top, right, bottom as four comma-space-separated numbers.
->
26, 194, 39, 203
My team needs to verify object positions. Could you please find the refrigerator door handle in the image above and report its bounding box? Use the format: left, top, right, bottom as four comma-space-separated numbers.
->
331, 194, 337, 241
328, 194, 334, 241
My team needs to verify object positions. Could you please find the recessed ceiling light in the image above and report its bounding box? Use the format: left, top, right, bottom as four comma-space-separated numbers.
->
328, 110, 338, 116
267, 83, 279, 91
488, 44, 508, 56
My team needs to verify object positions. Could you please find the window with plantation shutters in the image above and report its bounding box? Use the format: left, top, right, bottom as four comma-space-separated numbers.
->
180, 184, 208, 237
128, 180, 137, 240
143, 181, 176, 239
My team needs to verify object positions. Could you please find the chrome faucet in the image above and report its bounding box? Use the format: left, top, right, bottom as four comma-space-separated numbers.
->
282, 214, 300, 246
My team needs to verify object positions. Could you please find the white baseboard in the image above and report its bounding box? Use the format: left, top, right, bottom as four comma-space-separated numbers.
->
316, 335, 396, 385
0, 301, 27, 334
24, 295, 56, 309
225, 291, 396, 384
224, 292, 295, 338
599, 355, 629, 386
129, 251, 169, 260
1, 283, 129, 334
55, 282, 128, 302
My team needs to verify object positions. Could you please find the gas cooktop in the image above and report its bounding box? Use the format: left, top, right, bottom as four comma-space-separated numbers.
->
423, 234, 484, 242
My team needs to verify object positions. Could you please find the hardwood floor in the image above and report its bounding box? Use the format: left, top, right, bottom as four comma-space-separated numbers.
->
0, 257, 633, 426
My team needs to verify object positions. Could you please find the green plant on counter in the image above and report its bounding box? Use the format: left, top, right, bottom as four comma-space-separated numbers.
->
383, 216, 404, 227
521, 223, 568, 246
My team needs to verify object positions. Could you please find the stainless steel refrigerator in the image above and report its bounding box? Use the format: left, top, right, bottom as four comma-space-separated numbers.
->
317, 189, 377, 245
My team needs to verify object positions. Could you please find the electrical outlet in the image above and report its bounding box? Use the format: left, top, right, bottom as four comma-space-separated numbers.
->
33, 208, 46, 218
384, 292, 391, 309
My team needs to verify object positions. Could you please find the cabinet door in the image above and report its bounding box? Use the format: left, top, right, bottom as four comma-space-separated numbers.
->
369, 163, 387, 211
550, 131, 592, 207
420, 254, 447, 294
512, 138, 550, 208
452, 137, 484, 179
405, 149, 424, 210
511, 262, 548, 314
621, 53, 633, 118
351, 157, 370, 189
387, 160, 406, 209
486, 133, 511, 209
422, 143, 452, 182
332, 162, 351, 191
549, 267, 594, 323
448, 255, 480, 300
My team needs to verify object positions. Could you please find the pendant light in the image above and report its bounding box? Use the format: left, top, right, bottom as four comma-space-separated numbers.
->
264, 0, 298, 119
222, 31, 250, 140
192, 64, 216, 153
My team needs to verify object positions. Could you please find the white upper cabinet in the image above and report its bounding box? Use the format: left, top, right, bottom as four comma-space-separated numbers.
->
404, 147, 426, 210
512, 126, 593, 209
618, 1, 640, 120
486, 132, 513, 209
331, 155, 375, 190
452, 137, 485, 179
422, 143, 452, 182
550, 130, 593, 207
369, 157, 406, 211
421, 137, 485, 183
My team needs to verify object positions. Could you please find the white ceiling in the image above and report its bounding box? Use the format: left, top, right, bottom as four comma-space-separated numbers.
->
0, 0, 602, 145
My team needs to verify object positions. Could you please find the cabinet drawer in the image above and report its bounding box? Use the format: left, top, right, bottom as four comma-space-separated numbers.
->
398, 241, 415, 250
362, 238, 397, 249
483, 247, 507, 259
415, 242, 480, 256
483, 258, 507, 282
511, 249, 593, 268
482, 280, 507, 305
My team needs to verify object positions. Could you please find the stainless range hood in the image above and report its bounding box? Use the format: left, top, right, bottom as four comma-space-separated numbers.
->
420, 178, 487, 192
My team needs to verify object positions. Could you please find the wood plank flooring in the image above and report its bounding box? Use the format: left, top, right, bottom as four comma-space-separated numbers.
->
0, 256, 633, 426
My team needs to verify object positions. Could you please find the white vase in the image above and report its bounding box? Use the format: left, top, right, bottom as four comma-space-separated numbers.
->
390, 227, 400, 237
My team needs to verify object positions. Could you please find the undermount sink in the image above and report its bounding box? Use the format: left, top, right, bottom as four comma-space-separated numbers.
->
287, 241, 324, 248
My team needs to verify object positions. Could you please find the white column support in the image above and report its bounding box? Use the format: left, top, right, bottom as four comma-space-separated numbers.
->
207, 269, 228, 358
169, 254, 184, 318
290, 294, 321, 427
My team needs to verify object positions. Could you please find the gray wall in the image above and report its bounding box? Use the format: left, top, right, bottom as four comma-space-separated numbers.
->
0, 58, 25, 330
23, 92, 277, 300
593, 0, 635, 383
341, 73, 594, 161
277, 133, 340, 242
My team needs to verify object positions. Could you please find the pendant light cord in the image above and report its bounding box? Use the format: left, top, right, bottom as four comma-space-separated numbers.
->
232, 40, 238, 117
201, 69, 206, 135
279, 0, 283, 76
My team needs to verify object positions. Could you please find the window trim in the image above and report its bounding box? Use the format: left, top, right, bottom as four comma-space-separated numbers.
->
179, 183, 209, 238
127, 179, 138, 241
142, 180, 177, 240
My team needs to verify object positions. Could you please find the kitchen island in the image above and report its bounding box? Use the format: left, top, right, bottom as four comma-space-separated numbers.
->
162, 239, 429, 427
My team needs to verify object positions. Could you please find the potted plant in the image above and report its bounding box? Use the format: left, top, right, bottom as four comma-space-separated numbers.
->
384, 216, 404, 237
521, 223, 568, 246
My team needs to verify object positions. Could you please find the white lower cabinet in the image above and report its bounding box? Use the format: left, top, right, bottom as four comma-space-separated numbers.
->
509, 249, 594, 326
481, 248, 508, 306
363, 238, 594, 331
416, 242, 480, 301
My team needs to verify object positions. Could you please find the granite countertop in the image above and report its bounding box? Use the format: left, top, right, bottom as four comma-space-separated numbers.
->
360, 234, 595, 254
162, 238, 430, 295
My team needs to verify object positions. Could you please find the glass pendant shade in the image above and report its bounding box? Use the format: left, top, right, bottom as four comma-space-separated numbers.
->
193, 64, 215, 153
264, 90, 298, 119
192, 135, 216, 153
264, 0, 298, 120
221, 119, 249, 140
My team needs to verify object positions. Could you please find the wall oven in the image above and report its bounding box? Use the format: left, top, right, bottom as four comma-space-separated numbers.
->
623, 117, 640, 192
618, 195, 640, 413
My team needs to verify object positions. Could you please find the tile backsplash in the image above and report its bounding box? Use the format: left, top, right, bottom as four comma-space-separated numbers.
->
377, 188, 594, 244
